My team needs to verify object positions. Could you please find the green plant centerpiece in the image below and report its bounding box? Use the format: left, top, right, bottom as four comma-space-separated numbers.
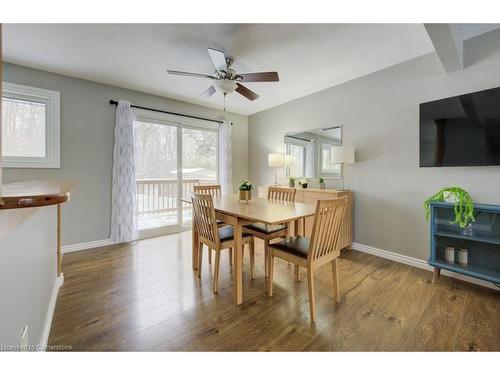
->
288, 176, 296, 188
424, 186, 475, 228
239, 180, 253, 201
318, 176, 325, 189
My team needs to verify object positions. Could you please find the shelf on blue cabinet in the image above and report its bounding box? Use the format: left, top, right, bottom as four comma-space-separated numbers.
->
429, 259, 500, 284
434, 230, 500, 245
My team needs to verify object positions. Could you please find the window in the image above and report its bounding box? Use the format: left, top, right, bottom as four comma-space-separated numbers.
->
320, 143, 341, 177
133, 110, 220, 236
2, 82, 60, 168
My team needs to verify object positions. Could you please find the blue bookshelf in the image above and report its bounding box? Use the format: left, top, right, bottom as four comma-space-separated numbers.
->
429, 201, 500, 285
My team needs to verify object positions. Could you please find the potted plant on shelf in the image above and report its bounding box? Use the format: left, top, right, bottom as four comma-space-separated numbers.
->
318, 176, 326, 189
424, 186, 475, 231
239, 180, 253, 202
288, 176, 296, 188
298, 178, 308, 189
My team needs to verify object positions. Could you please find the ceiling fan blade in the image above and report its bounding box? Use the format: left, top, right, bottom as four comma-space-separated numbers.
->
167, 70, 215, 79
238, 72, 280, 82
207, 48, 228, 72
201, 85, 216, 98
235, 83, 259, 101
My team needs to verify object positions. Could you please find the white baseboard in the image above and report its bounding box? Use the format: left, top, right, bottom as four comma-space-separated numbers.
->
39, 274, 64, 351
352, 242, 497, 290
62, 238, 115, 253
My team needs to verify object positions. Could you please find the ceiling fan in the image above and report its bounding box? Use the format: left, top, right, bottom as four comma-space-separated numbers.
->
167, 48, 279, 101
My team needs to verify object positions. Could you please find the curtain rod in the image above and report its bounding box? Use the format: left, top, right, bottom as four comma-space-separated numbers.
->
109, 100, 232, 126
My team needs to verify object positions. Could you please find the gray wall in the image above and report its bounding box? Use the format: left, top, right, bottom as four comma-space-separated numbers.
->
0, 206, 57, 349
248, 32, 500, 260
3, 63, 249, 246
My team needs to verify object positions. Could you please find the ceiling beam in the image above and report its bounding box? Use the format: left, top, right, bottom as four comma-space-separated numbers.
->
424, 24, 463, 73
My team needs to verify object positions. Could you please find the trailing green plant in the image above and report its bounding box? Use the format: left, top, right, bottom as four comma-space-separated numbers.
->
424, 186, 475, 228
318, 176, 325, 183
239, 180, 253, 191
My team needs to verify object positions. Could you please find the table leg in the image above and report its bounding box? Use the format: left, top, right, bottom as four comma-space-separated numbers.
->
233, 217, 243, 305
192, 218, 199, 270
294, 219, 299, 237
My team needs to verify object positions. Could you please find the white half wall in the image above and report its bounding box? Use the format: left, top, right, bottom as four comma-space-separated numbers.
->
0, 206, 60, 351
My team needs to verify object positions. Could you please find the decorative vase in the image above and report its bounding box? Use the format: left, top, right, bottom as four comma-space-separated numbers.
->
319, 182, 326, 189
239, 190, 251, 201
289, 181, 295, 188
301, 183, 308, 189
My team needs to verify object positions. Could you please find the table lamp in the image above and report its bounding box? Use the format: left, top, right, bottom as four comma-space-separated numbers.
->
268, 153, 284, 186
330, 146, 355, 190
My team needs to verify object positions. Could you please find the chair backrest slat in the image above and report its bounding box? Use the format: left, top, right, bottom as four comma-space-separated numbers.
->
308, 197, 347, 262
191, 193, 219, 245
268, 186, 296, 202
193, 184, 221, 196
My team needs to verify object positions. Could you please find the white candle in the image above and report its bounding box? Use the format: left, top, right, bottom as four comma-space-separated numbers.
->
458, 248, 468, 266
445, 246, 455, 264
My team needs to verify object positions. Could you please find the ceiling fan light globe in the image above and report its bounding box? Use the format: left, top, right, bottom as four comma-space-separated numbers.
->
214, 80, 237, 94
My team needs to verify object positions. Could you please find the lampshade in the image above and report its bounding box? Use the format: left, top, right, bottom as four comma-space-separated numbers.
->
284, 154, 296, 167
330, 146, 355, 164
268, 153, 284, 167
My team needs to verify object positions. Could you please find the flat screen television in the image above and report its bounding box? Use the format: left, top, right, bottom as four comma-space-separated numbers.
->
419, 86, 500, 167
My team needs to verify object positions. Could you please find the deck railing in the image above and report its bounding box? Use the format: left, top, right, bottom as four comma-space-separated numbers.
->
136, 178, 215, 215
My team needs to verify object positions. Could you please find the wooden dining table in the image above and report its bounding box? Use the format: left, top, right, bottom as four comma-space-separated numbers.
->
182, 194, 317, 305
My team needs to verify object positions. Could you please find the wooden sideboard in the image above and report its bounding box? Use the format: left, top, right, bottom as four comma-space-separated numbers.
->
258, 186, 353, 250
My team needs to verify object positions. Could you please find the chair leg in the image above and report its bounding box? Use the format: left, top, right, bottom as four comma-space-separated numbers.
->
213, 250, 221, 293
229, 247, 233, 266
264, 239, 270, 278
249, 239, 255, 280
208, 248, 212, 264
268, 254, 274, 297
331, 258, 340, 303
294, 265, 300, 281
307, 268, 316, 322
197, 243, 203, 278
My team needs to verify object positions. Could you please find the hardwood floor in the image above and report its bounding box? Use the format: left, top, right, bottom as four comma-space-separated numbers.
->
48, 231, 500, 351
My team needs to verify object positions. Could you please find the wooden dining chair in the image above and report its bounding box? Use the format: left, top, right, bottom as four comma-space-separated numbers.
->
192, 193, 255, 293
243, 186, 296, 278
267, 197, 347, 322
193, 184, 222, 196
193, 184, 227, 265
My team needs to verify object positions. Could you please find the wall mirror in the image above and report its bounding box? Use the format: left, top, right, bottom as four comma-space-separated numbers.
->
284, 126, 342, 179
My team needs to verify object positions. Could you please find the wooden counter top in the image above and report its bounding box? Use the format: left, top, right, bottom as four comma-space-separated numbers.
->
0, 180, 73, 210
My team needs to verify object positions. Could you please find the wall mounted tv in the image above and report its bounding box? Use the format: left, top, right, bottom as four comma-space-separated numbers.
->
419, 86, 500, 167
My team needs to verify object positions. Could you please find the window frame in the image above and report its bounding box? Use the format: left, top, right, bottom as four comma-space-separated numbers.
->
2, 82, 60, 168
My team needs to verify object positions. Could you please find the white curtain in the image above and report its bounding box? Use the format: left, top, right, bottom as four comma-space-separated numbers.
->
110, 100, 139, 243
305, 140, 316, 178
218, 120, 233, 194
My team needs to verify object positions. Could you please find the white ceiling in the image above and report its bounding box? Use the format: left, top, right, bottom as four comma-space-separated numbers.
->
2, 24, 437, 115
458, 23, 500, 40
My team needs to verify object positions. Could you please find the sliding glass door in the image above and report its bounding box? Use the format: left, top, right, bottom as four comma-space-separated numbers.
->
134, 115, 219, 238
181, 126, 218, 225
